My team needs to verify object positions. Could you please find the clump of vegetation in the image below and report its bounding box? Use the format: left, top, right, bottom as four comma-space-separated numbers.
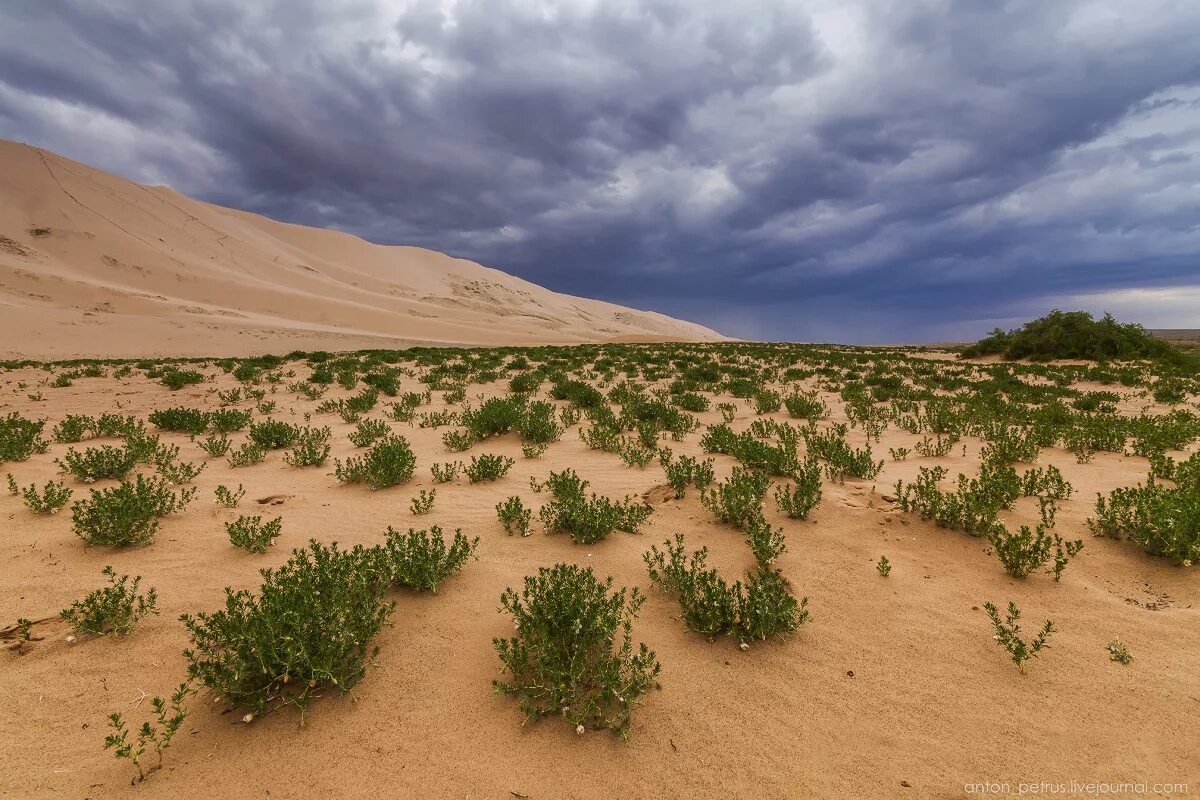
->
876, 556, 891, 576
57, 444, 137, 481
961, 310, 1180, 362
181, 540, 394, 722
6, 474, 72, 513
380, 525, 479, 592
465, 453, 515, 482
214, 483, 244, 508
103, 682, 193, 782
226, 515, 282, 553
984, 600, 1054, 672
496, 496, 532, 536
701, 467, 771, 530
1107, 638, 1133, 665
493, 563, 660, 739
53, 414, 97, 443
989, 524, 1083, 580
60, 565, 158, 636
773, 457, 822, 519
783, 389, 827, 420
430, 461, 462, 483
148, 407, 210, 435
1089, 455, 1200, 565
334, 435, 417, 489
409, 488, 436, 515
160, 369, 205, 391
644, 535, 808, 645
537, 469, 652, 544
348, 419, 390, 448
658, 450, 715, 498
283, 426, 332, 467
72, 475, 195, 547
227, 441, 267, 467
198, 433, 231, 457
248, 419, 301, 450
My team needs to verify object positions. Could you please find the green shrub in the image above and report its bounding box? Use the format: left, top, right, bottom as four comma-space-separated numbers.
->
773, 457, 822, 519
152, 444, 206, 484
348, 419, 390, 448
465, 453, 515, 482
989, 524, 1082, 580
334, 435, 417, 489
1107, 638, 1133, 665
539, 479, 653, 544
0, 413, 48, 463
441, 430, 475, 451
430, 461, 462, 483
248, 420, 300, 450
674, 392, 710, 412
701, 467, 771, 530
962, 310, 1179, 362
984, 601, 1054, 672
516, 401, 563, 445
227, 441, 267, 467
380, 525, 478, 592
658, 451, 715, 499
493, 563, 660, 739
60, 565, 158, 636
71, 475, 195, 547
496, 496, 532, 536
461, 396, 525, 440
226, 515, 282, 553
1089, 457, 1199, 564
283, 426, 332, 467
6, 475, 72, 513
103, 682, 193, 783
53, 414, 96, 443
181, 540, 394, 721
783, 390, 827, 419
745, 517, 787, 568
208, 409, 252, 433
148, 407, 209, 435
752, 389, 781, 414
57, 445, 137, 481
160, 369, 205, 391
644, 535, 808, 644
198, 433, 231, 457
409, 488, 436, 515
214, 483, 245, 508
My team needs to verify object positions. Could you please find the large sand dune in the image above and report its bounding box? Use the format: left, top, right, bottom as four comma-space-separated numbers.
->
0, 139, 723, 359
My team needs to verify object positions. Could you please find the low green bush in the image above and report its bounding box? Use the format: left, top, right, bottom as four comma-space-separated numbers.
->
57, 445, 137, 481
496, 496, 532, 536
380, 525, 478, 592
334, 435, 417, 489
493, 563, 660, 739
466, 453, 515, 483
6, 474, 72, 513
644, 535, 808, 645
60, 565, 158, 636
71, 475, 195, 547
181, 540, 394, 721
226, 515, 282, 553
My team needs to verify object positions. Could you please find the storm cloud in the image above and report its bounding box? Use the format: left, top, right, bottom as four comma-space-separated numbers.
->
2, 0, 1198, 341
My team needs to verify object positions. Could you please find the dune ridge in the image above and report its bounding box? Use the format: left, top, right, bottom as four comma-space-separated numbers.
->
0, 139, 724, 359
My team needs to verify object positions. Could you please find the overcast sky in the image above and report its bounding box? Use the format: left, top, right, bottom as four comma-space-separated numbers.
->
2, 0, 1198, 342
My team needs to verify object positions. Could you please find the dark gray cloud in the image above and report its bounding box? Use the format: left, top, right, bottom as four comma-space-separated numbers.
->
2, 0, 1198, 342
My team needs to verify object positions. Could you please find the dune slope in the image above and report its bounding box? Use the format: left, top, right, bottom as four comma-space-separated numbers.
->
0, 139, 723, 359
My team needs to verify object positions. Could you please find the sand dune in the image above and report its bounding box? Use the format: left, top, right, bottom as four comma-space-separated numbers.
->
0, 139, 724, 359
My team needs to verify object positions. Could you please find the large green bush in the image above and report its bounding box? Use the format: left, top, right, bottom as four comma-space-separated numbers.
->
181, 540, 394, 721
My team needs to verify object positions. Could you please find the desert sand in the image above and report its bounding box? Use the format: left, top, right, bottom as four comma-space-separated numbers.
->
0, 139, 724, 360
1, 355, 1197, 800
